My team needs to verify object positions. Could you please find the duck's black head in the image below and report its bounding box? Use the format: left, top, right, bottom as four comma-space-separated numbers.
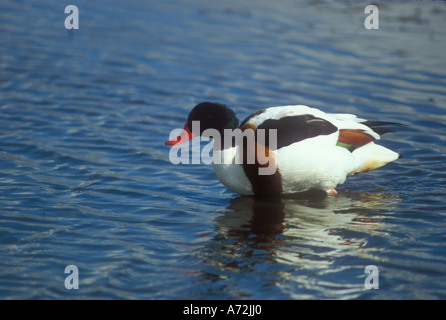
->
165, 102, 239, 146
187, 102, 239, 135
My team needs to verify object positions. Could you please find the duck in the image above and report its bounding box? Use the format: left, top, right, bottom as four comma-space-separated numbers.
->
165, 102, 401, 197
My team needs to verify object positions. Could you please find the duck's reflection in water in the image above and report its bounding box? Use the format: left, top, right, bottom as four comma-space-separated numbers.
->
197, 191, 401, 298
217, 191, 399, 243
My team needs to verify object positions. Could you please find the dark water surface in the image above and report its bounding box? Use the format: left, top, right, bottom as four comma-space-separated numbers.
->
1, 0, 446, 299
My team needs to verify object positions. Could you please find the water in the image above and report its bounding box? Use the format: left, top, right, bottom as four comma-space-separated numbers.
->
1, 0, 446, 300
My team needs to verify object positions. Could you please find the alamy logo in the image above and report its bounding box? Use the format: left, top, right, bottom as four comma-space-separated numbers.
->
64, 5, 79, 30
364, 5, 379, 30
364, 265, 379, 289
64, 265, 79, 289
167, 121, 278, 175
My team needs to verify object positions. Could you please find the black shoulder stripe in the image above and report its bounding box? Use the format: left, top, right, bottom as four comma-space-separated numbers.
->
240, 108, 267, 127
257, 115, 338, 150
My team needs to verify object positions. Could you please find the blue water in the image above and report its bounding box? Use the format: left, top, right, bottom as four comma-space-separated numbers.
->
1, 0, 446, 299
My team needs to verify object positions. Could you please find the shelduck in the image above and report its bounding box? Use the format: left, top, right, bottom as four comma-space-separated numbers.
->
165, 102, 401, 197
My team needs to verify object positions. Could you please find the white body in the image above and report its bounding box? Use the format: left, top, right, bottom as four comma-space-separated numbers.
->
213, 105, 399, 195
